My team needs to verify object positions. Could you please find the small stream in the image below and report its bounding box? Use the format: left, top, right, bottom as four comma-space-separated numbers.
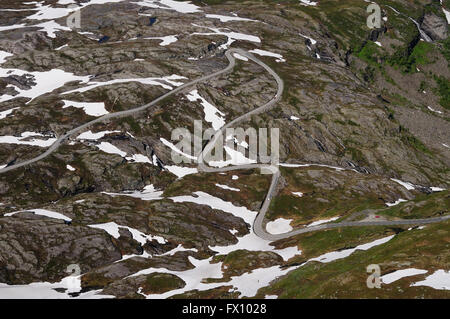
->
386, 5, 432, 42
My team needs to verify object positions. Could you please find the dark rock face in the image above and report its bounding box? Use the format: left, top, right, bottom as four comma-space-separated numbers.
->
101, 273, 185, 298
0, 0, 448, 299
0, 215, 122, 284
421, 13, 448, 40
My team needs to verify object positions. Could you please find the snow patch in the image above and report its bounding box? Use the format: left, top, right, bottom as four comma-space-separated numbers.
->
215, 183, 240, 192
186, 89, 225, 130
411, 270, 450, 290
5, 209, 71, 222
307, 216, 339, 227
266, 218, 293, 235
62, 100, 109, 116
249, 49, 285, 62
381, 268, 428, 284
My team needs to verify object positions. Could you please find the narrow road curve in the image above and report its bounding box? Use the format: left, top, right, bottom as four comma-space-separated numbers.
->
1, 48, 448, 240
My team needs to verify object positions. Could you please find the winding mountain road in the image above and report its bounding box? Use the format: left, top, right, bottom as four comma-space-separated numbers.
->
195, 49, 449, 241
1, 48, 448, 240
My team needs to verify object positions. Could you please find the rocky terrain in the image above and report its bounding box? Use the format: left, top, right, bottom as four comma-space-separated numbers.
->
0, 0, 448, 299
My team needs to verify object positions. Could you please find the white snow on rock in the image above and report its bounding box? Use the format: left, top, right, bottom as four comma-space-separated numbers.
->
391, 178, 415, 190
134, 0, 201, 13
0, 276, 112, 299
411, 270, 450, 290
232, 175, 239, 180
0, 107, 19, 120
55, 44, 68, 51
171, 191, 301, 260
66, 164, 76, 171
0, 68, 90, 104
374, 41, 382, 47
0, 1, 121, 38
132, 254, 298, 299
95, 142, 127, 157
299, 0, 318, 6
212, 230, 301, 262
63, 74, 186, 94
233, 53, 248, 61
0, 50, 13, 64
292, 191, 303, 197
442, 5, 450, 24
192, 24, 260, 49
266, 218, 293, 235
249, 49, 286, 62
226, 266, 294, 297
93, 141, 153, 164
62, 100, 109, 116
290, 115, 300, 120
5, 209, 72, 222
0, 24, 27, 32
141, 35, 178, 46
205, 14, 256, 23
381, 268, 428, 285
103, 184, 163, 201
0, 132, 56, 147
89, 221, 166, 244
77, 130, 121, 140
132, 256, 224, 299
35, 20, 71, 38
307, 216, 339, 227
124, 187, 304, 298
186, 89, 225, 130
165, 165, 198, 179
386, 198, 407, 207
309, 235, 395, 264
171, 191, 256, 224
208, 146, 257, 167
279, 162, 347, 171
25, 2, 74, 20
125, 153, 152, 163
160, 244, 198, 256
160, 137, 197, 161
427, 106, 442, 114
215, 183, 240, 192
299, 33, 317, 45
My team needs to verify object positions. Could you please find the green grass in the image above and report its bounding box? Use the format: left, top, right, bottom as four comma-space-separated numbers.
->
267, 167, 387, 225
273, 225, 402, 262
388, 41, 434, 74
434, 75, 450, 110
356, 41, 381, 66
400, 130, 432, 155
380, 190, 449, 220
142, 273, 185, 294
442, 37, 450, 62
259, 220, 450, 298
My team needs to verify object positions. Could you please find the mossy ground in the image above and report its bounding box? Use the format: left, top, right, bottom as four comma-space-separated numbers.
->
258, 220, 450, 298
